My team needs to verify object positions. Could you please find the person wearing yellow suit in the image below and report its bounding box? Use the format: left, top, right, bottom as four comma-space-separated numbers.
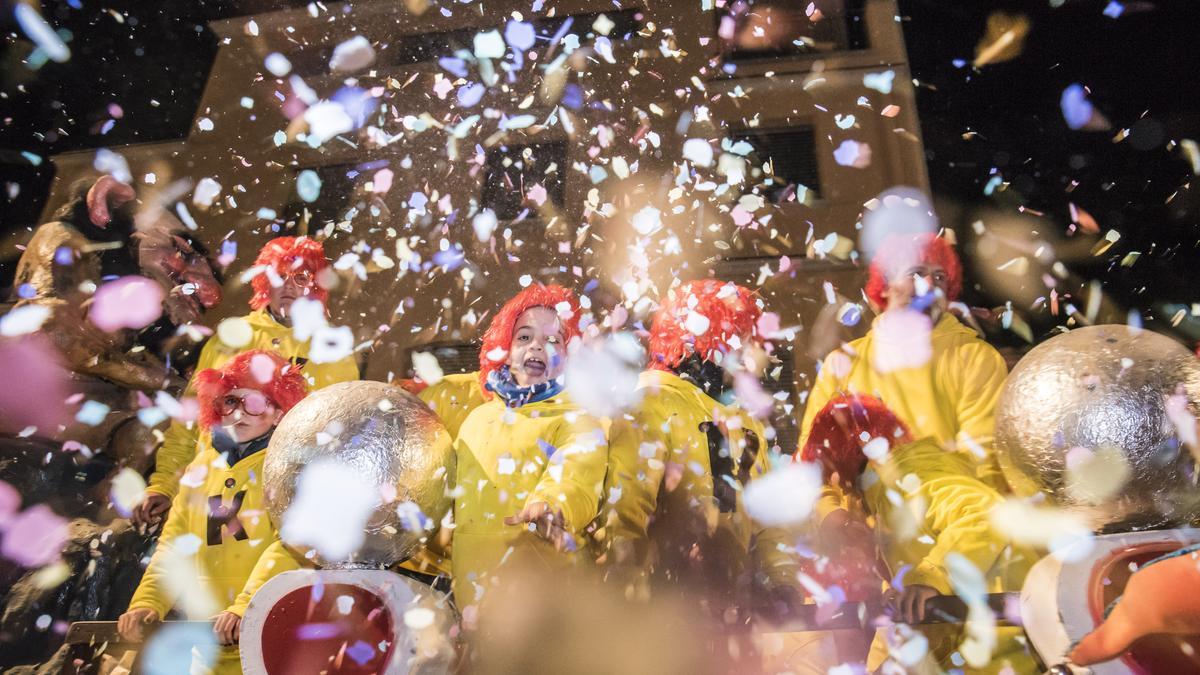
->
411, 371, 486, 441
118, 350, 309, 674
451, 283, 608, 611
598, 280, 828, 672
131, 236, 360, 529
801, 393, 1038, 674
799, 233, 1010, 547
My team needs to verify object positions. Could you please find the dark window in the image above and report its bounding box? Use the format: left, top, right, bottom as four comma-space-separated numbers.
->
717, 0, 867, 61
481, 141, 567, 221
288, 9, 644, 77
281, 162, 369, 230
730, 127, 821, 202
408, 342, 480, 377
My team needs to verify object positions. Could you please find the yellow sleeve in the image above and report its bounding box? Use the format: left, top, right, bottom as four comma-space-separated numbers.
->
146, 339, 223, 499
948, 342, 1009, 491
598, 412, 664, 557
903, 471, 1007, 595
797, 351, 849, 523
226, 539, 309, 617
127, 485, 195, 617
528, 411, 609, 534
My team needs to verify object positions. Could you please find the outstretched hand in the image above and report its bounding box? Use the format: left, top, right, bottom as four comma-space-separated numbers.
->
505, 501, 577, 552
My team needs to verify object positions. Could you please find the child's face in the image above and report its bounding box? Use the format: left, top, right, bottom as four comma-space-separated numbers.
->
506, 306, 566, 387
218, 387, 283, 442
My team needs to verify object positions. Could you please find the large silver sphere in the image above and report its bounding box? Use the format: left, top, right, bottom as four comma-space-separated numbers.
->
995, 325, 1200, 531
264, 380, 454, 567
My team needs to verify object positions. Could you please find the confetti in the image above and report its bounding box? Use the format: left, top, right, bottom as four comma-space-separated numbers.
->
833, 140, 871, 168
0, 305, 51, 337
1, 504, 68, 568
14, 4, 70, 63
330, 35, 376, 73
412, 351, 444, 385
743, 463, 824, 527
89, 276, 165, 332
280, 459, 377, 561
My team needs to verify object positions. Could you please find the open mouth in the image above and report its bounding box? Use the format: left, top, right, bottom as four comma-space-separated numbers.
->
523, 358, 547, 377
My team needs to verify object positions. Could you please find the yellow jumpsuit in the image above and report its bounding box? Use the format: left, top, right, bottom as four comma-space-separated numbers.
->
417, 372, 485, 441
451, 394, 608, 609
128, 434, 278, 674
799, 312, 1010, 521
863, 438, 1038, 674
146, 309, 359, 500
600, 370, 829, 673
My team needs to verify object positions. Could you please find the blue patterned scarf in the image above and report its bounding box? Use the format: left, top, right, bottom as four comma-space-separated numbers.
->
486, 365, 564, 408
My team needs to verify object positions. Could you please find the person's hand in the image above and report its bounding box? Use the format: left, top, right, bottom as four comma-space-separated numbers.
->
131, 493, 172, 530
117, 607, 160, 642
505, 501, 577, 552
213, 611, 241, 646
886, 584, 941, 624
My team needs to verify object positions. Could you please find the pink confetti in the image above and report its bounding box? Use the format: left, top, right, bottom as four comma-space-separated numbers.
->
871, 309, 933, 373
527, 184, 547, 206
0, 335, 72, 434
734, 372, 774, 419
1, 504, 69, 568
249, 352, 277, 384
731, 205, 754, 227
89, 276, 164, 332
372, 168, 394, 194
756, 311, 781, 338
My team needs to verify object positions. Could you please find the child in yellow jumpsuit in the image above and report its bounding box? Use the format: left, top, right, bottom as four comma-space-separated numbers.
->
598, 279, 827, 672
133, 237, 359, 529
118, 350, 308, 674
451, 283, 608, 612
801, 393, 1039, 674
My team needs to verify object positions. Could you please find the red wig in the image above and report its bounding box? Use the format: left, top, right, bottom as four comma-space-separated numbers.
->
195, 350, 309, 428
477, 283, 582, 397
647, 279, 763, 371
864, 233, 962, 309
800, 394, 911, 484
249, 236, 330, 311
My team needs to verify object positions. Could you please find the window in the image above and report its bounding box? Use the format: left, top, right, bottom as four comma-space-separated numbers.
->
407, 342, 480, 377
281, 162, 368, 230
480, 141, 567, 221
730, 126, 821, 203
717, 0, 867, 61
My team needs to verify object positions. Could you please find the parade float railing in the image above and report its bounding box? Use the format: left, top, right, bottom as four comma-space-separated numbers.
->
57, 593, 1018, 673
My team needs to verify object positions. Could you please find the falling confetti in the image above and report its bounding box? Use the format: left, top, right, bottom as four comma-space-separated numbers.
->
89, 277, 165, 332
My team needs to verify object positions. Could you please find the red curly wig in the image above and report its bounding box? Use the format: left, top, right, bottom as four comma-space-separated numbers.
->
249, 236, 330, 311
864, 233, 962, 309
800, 394, 912, 484
647, 279, 763, 371
195, 350, 309, 428
478, 283, 582, 398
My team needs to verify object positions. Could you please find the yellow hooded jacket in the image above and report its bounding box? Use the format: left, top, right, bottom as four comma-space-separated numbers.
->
418, 372, 486, 441
600, 369, 799, 592
146, 309, 360, 499
799, 312, 1009, 520
128, 433, 278, 674
862, 437, 1038, 674
451, 394, 607, 608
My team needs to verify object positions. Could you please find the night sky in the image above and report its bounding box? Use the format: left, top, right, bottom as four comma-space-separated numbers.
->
2, 0, 1198, 339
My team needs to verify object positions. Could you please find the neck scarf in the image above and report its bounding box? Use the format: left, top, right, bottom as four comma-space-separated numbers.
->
486, 365, 564, 408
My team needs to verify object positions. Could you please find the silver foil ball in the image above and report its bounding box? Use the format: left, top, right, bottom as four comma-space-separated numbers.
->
264, 380, 454, 567
995, 325, 1200, 531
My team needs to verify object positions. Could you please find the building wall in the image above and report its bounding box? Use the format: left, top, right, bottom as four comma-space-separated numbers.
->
43, 0, 927, 450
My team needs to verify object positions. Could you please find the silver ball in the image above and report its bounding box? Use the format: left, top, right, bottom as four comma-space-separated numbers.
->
995, 325, 1200, 531
263, 380, 454, 567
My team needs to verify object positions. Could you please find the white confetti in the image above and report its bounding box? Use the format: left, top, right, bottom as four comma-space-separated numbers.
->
303, 100, 354, 144
683, 310, 710, 336
308, 325, 355, 364
743, 462, 823, 527
0, 305, 50, 337
280, 459, 377, 561
216, 317, 253, 349
15, 4, 70, 63
411, 352, 444, 386
682, 138, 714, 167
473, 30, 506, 59
872, 309, 933, 373
631, 206, 662, 236
192, 177, 222, 208
264, 53, 292, 77
330, 35, 376, 73
565, 333, 644, 418
110, 468, 147, 517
